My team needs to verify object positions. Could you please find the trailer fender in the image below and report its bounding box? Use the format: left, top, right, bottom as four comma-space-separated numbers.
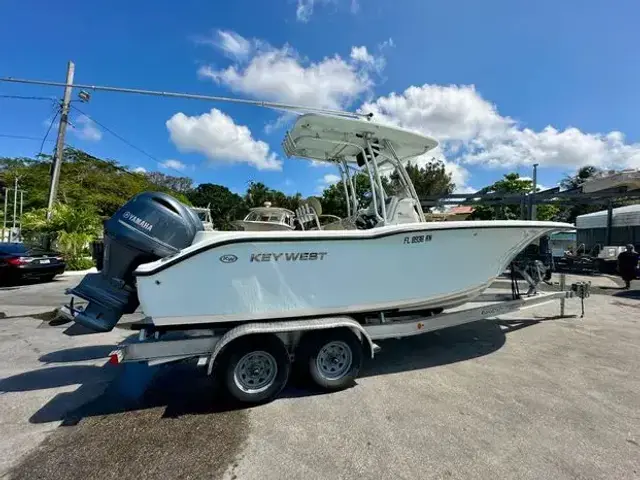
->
207, 316, 375, 375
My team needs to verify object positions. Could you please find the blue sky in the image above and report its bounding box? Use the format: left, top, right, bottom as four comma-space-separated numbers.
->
1, 0, 639, 198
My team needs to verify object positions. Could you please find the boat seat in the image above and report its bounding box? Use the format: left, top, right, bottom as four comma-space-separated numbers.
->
384, 195, 422, 225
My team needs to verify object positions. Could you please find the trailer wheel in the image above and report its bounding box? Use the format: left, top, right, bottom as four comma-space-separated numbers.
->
222, 335, 290, 405
302, 329, 363, 391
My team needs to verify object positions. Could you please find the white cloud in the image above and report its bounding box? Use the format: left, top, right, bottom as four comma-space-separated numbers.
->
310, 160, 335, 168
160, 159, 186, 171
378, 38, 394, 50
350, 45, 385, 72
296, 0, 317, 22
323, 173, 341, 184
360, 84, 510, 143
350, 46, 374, 64
359, 83, 640, 172
518, 176, 553, 191
264, 112, 295, 134
70, 115, 102, 142
133, 166, 147, 173
194, 30, 251, 60
444, 161, 471, 191
315, 172, 342, 193
296, 0, 359, 22
166, 108, 282, 171
198, 32, 380, 110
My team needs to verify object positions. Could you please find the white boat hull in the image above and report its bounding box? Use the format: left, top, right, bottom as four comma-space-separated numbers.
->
134, 221, 571, 326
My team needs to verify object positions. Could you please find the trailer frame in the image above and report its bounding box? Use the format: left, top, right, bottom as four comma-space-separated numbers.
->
58, 277, 590, 405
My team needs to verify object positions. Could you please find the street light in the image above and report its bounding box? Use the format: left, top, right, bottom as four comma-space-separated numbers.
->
531, 163, 539, 220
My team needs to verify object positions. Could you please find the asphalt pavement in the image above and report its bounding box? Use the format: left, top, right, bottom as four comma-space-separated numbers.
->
0, 274, 639, 480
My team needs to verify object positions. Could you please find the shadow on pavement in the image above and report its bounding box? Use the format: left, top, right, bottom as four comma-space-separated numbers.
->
0, 365, 111, 392
361, 319, 509, 379
26, 361, 243, 425
39, 345, 118, 363
0, 277, 66, 289
613, 289, 640, 300
0, 310, 59, 321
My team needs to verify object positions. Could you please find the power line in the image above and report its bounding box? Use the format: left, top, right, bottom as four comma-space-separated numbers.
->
39, 107, 60, 156
0, 133, 55, 142
0, 76, 370, 119
69, 104, 187, 176
0, 94, 55, 101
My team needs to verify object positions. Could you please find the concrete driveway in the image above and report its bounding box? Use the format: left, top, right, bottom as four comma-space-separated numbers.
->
0, 275, 639, 479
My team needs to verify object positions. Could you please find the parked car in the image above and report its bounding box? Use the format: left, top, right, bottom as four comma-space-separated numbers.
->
0, 243, 66, 283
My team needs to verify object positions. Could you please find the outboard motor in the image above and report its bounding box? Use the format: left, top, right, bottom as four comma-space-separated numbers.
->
68, 192, 203, 333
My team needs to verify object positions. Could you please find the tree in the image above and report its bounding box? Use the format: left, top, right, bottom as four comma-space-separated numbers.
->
320, 159, 455, 217
244, 182, 303, 212
559, 165, 600, 190
0, 147, 191, 219
556, 165, 602, 223
390, 159, 455, 199
320, 173, 373, 217
21, 204, 102, 270
469, 173, 559, 221
186, 183, 246, 230
145, 171, 193, 193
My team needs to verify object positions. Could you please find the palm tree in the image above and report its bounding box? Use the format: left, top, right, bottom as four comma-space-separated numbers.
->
21, 204, 101, 266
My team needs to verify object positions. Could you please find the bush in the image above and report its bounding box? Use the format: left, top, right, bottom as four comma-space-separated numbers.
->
21, 204, 102, 261
65, 256, 95, 271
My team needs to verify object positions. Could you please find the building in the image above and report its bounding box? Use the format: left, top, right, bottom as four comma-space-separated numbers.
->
426, 205, 475, 222
575, 204, 640, 250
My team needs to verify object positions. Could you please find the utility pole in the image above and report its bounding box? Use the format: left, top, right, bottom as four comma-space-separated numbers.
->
2, 188, 7, 241
531, 163, 539, 221
46, 61, 75, 219
10, 177, 18, 242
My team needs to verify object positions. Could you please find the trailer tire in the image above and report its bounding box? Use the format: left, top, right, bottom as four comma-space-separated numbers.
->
301, 329, 363, 391
221, 335, 290, 405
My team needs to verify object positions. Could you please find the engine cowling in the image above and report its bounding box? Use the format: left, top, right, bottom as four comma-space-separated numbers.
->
68, 191, 203, 333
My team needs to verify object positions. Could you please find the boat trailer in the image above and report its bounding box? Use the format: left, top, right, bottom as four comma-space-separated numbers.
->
59, 275, 590, 406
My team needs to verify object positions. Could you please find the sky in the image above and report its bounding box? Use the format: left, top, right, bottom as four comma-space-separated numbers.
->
1, 0, 640, 199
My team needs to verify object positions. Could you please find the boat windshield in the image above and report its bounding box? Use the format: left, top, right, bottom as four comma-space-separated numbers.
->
245, 211, 291, 224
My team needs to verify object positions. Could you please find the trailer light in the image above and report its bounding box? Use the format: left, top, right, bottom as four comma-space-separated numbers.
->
108, 350, 123, 365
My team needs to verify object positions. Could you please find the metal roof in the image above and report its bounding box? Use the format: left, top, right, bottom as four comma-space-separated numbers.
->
576, 204, 640, 229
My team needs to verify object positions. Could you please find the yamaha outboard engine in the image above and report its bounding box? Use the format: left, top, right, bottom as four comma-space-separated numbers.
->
68, 192, 203, 333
